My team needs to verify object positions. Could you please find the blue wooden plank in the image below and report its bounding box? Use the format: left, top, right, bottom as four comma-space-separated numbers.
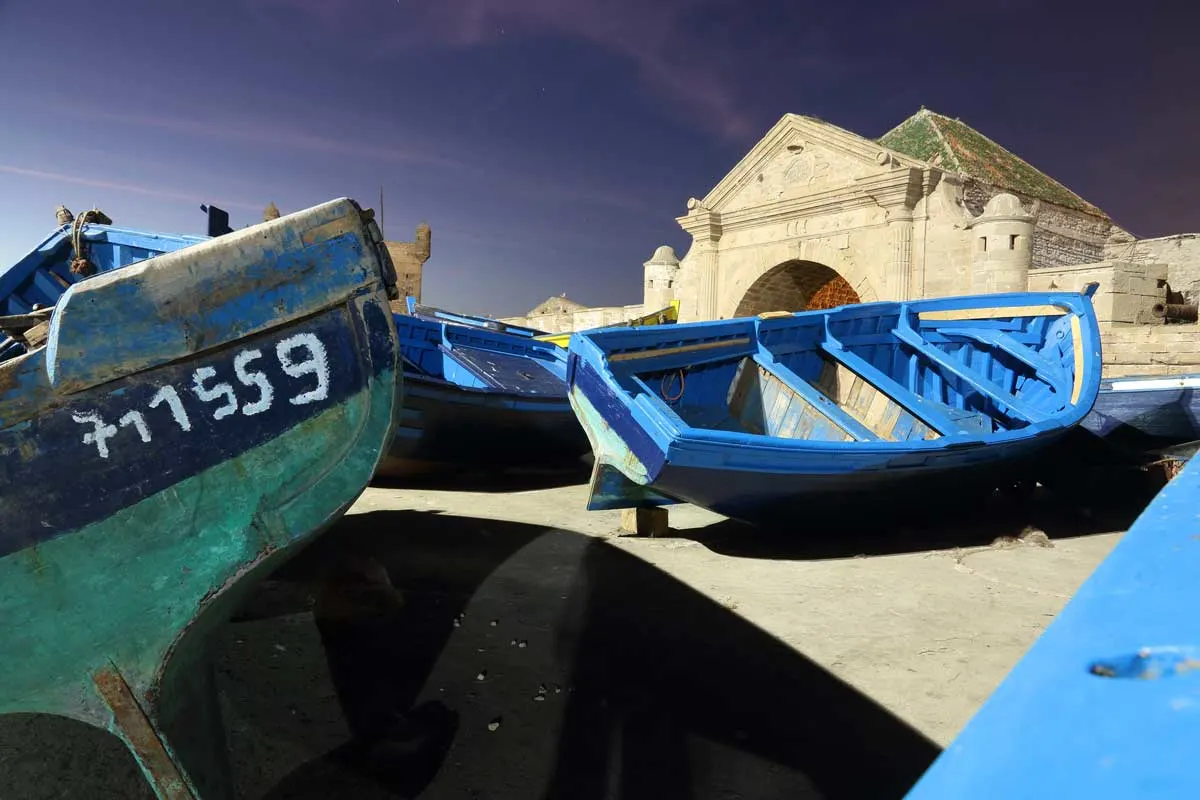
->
905, 455, 1200, 798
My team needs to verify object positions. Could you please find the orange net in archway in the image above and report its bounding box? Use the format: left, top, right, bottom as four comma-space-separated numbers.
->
732, 260, 861, 318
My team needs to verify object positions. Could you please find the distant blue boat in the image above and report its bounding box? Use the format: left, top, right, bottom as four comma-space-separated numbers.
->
404, 296, 547, 338
904, 452, 1200, 799
1082, 372, 1200, 458
376, 310, 589, 477
566, 288, 1103, 526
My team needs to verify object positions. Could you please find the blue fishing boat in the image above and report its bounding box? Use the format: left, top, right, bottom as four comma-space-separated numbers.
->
0, 198, 401, 799
566, 287, 1103, 526
377, 310, 589, 477
404, 296, 548, 338
904, 452, 1200, 798
1082, 372, 1200, 457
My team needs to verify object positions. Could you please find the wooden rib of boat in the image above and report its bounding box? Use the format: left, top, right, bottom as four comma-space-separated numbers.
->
566, 287, 1103, 526
536, 300, 680, 348
0, 198, 402, 799
904, 452, 1200, 798
375, 311, 589, 478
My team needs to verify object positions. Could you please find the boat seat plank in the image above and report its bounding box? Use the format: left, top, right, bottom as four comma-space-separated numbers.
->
817, 340, 976, 437
891, 322, 1050, 424
727, 357, 857, 442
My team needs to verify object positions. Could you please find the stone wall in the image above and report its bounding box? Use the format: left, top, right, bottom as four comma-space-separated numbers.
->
500, 302, 647, 335
1026, 261, 1167, 325
1107, 233, 1200, 304
1101, 326, 1200, 377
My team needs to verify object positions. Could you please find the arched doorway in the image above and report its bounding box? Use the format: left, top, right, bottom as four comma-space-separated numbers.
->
733, 260, 861, 318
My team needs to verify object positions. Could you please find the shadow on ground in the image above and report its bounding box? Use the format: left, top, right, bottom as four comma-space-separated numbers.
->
369, 463, 591, 494
679, 481, 1159, 561
0, 508, 941, 799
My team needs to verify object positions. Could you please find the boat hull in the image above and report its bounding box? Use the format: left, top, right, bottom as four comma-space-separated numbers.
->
0, 199, 401, 799
378, 375, 589, 477
571, 362, 1054, 526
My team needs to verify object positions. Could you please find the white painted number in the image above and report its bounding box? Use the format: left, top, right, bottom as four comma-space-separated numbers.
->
75, 330, 332, 458
118, 411, 152, 443
73, 411, 118, 459
234, 349, 274, 416
276, 333, 330, 406
149, 385, 192, 431
192, 366, 238, 420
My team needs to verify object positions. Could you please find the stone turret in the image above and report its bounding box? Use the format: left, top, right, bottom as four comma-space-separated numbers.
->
385, 223, 433, 304
414, 222, 431, 262
643, 244, 680, 311
967, 193, 1034, 294
263, 202, 281, 222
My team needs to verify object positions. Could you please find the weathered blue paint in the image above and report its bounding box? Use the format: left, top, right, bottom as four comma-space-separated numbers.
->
0, 197, 401, 799
378, 310, 589, 475
904, 453, 1200, 798
567, 289, 1103, 525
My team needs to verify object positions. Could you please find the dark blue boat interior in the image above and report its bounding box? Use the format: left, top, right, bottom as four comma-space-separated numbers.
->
0, 224, 206, 364
394, 312, 568, 397
592, 299, 1091, 445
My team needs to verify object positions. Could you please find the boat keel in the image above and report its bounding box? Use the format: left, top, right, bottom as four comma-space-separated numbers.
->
585, 459, 681, 511
94, 660, 233, 800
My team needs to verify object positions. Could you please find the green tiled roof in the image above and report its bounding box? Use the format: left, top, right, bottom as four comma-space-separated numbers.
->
878, 109, 1106, 218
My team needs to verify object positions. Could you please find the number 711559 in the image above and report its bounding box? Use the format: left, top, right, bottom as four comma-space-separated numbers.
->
73, 332, 331, 460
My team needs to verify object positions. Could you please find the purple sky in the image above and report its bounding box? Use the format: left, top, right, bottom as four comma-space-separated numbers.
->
0, 0, 1194, 317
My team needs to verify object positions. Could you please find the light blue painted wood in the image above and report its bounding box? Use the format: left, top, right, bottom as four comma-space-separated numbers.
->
905, 454, 1200, 798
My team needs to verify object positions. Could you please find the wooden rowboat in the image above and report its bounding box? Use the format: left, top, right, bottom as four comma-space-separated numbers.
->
0, 198, 401, 798
566, 287, 1103, 526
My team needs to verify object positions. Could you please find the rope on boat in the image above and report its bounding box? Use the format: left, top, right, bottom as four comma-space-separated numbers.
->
661, 369, 686, 403
68, 207, 112, 277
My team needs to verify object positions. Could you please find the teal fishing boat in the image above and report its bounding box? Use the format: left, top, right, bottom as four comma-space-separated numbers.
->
0, 198, 402, 798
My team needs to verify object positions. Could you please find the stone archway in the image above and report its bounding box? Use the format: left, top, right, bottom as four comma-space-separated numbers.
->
732, 260, 861, 318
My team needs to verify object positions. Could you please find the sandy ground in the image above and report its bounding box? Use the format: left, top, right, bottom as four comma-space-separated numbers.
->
0, 469, 1133, 799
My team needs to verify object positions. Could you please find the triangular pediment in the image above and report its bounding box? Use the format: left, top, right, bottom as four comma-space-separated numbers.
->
699, 114, 927, 215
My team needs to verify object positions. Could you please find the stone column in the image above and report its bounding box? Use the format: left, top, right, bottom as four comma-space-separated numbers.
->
676, 199, 723, 322
886, 208, 914, 301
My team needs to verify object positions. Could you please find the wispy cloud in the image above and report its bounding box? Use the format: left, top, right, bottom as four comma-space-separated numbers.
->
0, 164, 262, 211
38, 102, 469, 171
35, 99, 660, 219
256, 0, 766, 141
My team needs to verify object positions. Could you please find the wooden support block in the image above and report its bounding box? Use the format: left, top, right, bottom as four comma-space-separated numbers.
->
619, 507, 669, 537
